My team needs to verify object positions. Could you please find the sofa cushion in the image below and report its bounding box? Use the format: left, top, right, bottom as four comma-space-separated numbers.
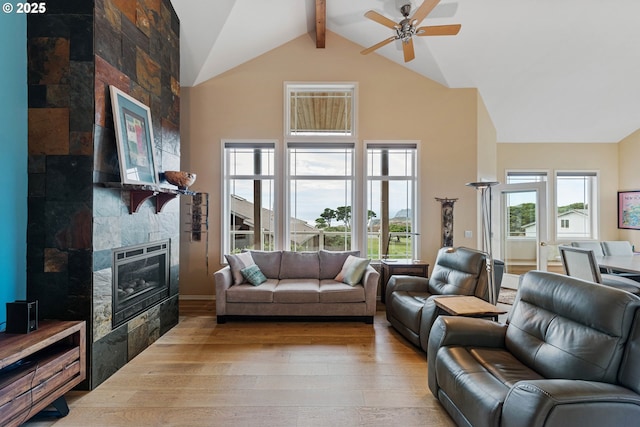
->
240, 264, 267, 286
319, 280, 366, 303
226, 280, 278, 303
225, 252, 255, 286
335, 255, 370, 286
279, 252, 320, 279
249, 250, 282, 279
319, 250, 360, 279
274, 279, 320, 303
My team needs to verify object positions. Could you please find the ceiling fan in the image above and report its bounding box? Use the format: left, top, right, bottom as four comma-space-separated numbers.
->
360, 0, 461, 62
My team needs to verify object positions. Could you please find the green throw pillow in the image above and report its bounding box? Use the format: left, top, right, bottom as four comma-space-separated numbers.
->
240, 264, 267, 286
335, 255, 370, 286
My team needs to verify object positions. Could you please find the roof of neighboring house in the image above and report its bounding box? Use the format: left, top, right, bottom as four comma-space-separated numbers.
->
230, 194, 318, 245
522, 209, 587, 229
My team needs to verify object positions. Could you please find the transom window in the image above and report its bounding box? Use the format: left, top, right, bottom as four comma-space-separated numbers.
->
286, 83, 356, 137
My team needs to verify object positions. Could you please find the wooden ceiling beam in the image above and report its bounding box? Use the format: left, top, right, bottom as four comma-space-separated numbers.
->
316, 0, 326, 48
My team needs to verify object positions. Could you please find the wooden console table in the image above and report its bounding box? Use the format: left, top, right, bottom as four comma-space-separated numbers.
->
0, 320, 86, 426
380, 259, 429, 303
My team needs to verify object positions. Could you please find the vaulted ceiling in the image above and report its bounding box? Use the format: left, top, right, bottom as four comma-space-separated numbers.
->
170, 0, 640, 143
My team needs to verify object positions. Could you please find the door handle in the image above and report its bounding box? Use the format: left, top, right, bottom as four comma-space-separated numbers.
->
540, 242, 547, 247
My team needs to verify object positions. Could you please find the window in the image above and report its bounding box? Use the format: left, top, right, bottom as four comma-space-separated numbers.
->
286, 83, 356, 137
222, 84, 420, 260
367, 143, 418, 260
287, 143, 354, 251
505, 171, 598, 240
556, 172, 598, 240
223, 142, 275, 253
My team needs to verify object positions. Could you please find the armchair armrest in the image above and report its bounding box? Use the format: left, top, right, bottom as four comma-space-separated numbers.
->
385, 275, 430, 303
428, 316, 507, 394
502, 379, 640, 427
214, 266, 233, 316
361, 265, 380, 315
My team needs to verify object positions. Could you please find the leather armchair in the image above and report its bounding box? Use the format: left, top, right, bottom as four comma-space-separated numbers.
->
385, 247, 501, 352
428, 271, 640, 427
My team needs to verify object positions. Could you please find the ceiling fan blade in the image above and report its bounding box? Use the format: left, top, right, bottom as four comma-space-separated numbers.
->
402, 38, 415, 62
411, 0, 441, 26
361, 36, 397, 55
416, 24, 461, 36
364, 10, 399, 29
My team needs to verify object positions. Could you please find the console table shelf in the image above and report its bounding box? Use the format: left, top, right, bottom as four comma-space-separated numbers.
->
0, 320, 86, 426
99, 183, 196, 214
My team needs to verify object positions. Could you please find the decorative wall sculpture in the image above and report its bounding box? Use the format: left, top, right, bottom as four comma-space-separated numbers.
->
435, 197, 457, 247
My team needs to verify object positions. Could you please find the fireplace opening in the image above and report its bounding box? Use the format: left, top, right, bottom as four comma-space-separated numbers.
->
112, 240, 170, 328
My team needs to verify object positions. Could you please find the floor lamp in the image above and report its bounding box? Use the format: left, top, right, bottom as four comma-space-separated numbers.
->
466, 181, 500, 305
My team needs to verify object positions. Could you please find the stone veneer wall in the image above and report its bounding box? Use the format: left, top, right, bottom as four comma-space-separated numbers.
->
27, 0, 180, 389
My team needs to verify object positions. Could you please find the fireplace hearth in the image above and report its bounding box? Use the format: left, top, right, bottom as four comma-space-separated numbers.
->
112, 240, 170, 328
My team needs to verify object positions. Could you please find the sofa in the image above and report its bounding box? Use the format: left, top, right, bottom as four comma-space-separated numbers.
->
428, 270, 640, 427
385, 247, 503, 352
214, 250, 379, 324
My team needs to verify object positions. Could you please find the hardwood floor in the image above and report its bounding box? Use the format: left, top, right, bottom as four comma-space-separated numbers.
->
25, 300, 456, 427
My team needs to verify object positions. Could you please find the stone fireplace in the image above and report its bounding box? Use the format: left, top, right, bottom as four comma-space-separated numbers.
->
26, 0, 181, 389
112, 240, 170, 328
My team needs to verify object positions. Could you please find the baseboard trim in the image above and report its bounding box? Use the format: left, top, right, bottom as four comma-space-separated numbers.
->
179, 295, 215, 301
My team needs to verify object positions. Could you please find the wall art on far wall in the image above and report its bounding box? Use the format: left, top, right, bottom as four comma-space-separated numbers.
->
110, 86, 159, 187
618, 190, 640, 230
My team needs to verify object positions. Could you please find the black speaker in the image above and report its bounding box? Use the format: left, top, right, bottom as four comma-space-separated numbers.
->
6, 300, 38, 334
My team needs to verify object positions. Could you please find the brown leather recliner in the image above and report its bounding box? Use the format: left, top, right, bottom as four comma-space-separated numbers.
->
385, 247, 502, 352
428, 270, 640, 427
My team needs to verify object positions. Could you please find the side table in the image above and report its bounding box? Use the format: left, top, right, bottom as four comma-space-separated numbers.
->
432, 295, 506, 321
380, 259, 429, 303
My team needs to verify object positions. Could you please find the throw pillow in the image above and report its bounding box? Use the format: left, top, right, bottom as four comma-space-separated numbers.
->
225, 252, 255, 286
335, 255, 370, 286
240, 264, 267, 286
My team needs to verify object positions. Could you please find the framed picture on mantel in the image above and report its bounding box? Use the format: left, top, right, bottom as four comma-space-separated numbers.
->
618, 190, 640, 230
110, 86, 159, 187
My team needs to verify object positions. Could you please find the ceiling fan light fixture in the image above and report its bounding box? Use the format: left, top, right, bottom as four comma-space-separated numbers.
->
361, 0, 461, 62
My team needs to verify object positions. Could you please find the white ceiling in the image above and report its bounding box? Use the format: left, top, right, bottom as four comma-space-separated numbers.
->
170, 0, 640, 143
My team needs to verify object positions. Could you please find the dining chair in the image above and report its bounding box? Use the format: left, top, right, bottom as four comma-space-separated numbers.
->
558, 246, 640, 295
601, 241, 635, 256
570, 241, 607, 273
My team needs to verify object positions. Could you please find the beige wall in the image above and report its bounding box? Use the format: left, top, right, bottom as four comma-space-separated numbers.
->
497, 143, 620, 244
179, 31, 491, 297
618, 128, 640, 246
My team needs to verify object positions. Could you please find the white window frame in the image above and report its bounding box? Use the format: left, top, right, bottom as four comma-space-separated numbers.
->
554, 170, 599, 241
284, 82, 358, 139
365, 140, 420, 260
221, 140, 280, 258
285, 141, 357, 252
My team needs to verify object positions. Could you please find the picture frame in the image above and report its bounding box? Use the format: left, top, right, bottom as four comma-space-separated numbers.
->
618, 190, 640, 229
110, 86, 159, 187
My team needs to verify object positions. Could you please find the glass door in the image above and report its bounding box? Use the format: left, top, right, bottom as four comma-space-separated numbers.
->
493, 182, 548, 285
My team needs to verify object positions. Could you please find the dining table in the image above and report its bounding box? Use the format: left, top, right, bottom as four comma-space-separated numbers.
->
596, 254, 640, 274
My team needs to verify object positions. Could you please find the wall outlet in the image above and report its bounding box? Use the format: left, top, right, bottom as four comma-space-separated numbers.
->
464, 230, 473, 238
